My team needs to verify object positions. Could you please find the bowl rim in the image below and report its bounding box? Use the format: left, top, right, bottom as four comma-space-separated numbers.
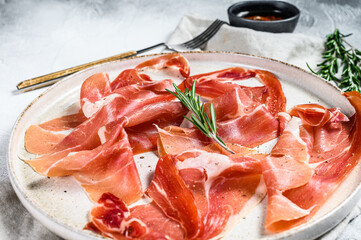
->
227, 0, 300, 23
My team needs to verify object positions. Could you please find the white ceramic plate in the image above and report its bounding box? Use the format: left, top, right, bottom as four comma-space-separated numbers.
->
7, 52, 361, 240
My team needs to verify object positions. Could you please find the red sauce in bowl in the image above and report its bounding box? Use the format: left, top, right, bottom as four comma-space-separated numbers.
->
241, 12, 285, 21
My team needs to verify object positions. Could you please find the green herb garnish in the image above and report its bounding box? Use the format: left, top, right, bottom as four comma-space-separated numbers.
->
166, 81, 235, 154
307, 29, 361, 92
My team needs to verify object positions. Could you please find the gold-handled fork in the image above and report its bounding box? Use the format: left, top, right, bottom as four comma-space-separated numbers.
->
17, 19, 226, 92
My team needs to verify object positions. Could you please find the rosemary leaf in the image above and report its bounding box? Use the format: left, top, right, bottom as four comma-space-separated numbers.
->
167, 81, 235, 154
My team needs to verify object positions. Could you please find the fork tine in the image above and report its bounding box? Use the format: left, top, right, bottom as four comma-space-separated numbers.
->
185, 23, 223, 48
181, 19, 225, 49
182, 20, 223, 48
183, 20, 222, 45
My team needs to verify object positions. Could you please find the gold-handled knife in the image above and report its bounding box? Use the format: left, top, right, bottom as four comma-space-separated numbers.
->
17, 19, 226, 92
16, 43, 165, 91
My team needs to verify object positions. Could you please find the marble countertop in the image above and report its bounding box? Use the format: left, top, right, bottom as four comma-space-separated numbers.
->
0, 0, 360, 239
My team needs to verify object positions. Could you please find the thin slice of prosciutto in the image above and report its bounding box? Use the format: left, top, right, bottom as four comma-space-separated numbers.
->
185, 67, 286, 116
263, 91, 361, 233
157, 86, 281, 156
24, 54, 191, 204
87, 145, 266, 239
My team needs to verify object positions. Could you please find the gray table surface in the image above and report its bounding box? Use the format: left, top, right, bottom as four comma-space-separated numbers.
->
1, 0, 361, 239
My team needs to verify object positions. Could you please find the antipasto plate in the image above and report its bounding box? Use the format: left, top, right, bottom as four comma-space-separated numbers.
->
7, 52, 361, 240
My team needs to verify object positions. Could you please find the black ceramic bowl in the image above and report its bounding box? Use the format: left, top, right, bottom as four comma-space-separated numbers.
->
227, 1, 300, 33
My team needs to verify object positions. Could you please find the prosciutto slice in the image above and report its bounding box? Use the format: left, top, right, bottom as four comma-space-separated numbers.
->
80, 73, 113, 117
24, 54, 191, 204
38, 111, 86, 131
87, 146, 266, 239
135, 53, 190, 78
25, 101, 186, 202
86, 193, 185, 240
263, 91, 361, 233
157, 87, 281, 156
25, 125, 66, 155
185, 67, 286, 116
150, 148, 266, 239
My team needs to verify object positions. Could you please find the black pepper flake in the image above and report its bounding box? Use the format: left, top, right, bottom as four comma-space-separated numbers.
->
64, 190, 67, 193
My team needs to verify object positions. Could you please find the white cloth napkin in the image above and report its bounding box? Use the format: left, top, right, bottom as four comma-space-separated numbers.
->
168, 15, 361, 240
168, 15, 324, 70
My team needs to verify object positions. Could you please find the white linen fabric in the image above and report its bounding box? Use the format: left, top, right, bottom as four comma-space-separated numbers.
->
168, 15, 325, 70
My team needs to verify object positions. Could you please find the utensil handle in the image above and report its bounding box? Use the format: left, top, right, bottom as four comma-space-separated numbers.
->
16, 50, 137, 90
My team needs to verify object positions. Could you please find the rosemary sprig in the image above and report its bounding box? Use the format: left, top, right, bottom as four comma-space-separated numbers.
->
166, 81, 235, 154
307, 29, 361, 92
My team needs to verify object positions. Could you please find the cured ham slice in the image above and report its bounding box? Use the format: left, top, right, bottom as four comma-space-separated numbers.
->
157, 87, 280, 156
185, 67, 255, 99
216, 105, 279, 147
135, 53, 190, 78
126, 118, 184, 155
262, 118, 314, 232
86, 193, 184, 240
263, 91, 361, 233
111, 69, 152, 91
26, 102, 186, 202
25, 111, 87, 155
185, 67, 286, 116
87, 146, 266, 239
26, 97, 184, 175
204, 87, 279, 146
170, 149, 266, 239
124, 101, 187, 154
38, 111, 86, 131
27, 120, 142, 203
157, 126, 210, 156
24, 54, 192, 205
289, 104, 352, 163
80, 73, 113, 117
111, 53, 190, 91
49, 79, 175, 154
83, 54, 190, 117
25, 125, 66, 155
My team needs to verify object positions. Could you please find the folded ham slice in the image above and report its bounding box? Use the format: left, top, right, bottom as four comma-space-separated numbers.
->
25, 125, 66, 155
157, 87, 281, 156
185, 67, 286, 116
24, 54, 191, 204
87, 146, 266, 239
38, 111, 87, 132
85, 193, 185, 240
263, 91, 361, 233
135, 53, 190, 78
